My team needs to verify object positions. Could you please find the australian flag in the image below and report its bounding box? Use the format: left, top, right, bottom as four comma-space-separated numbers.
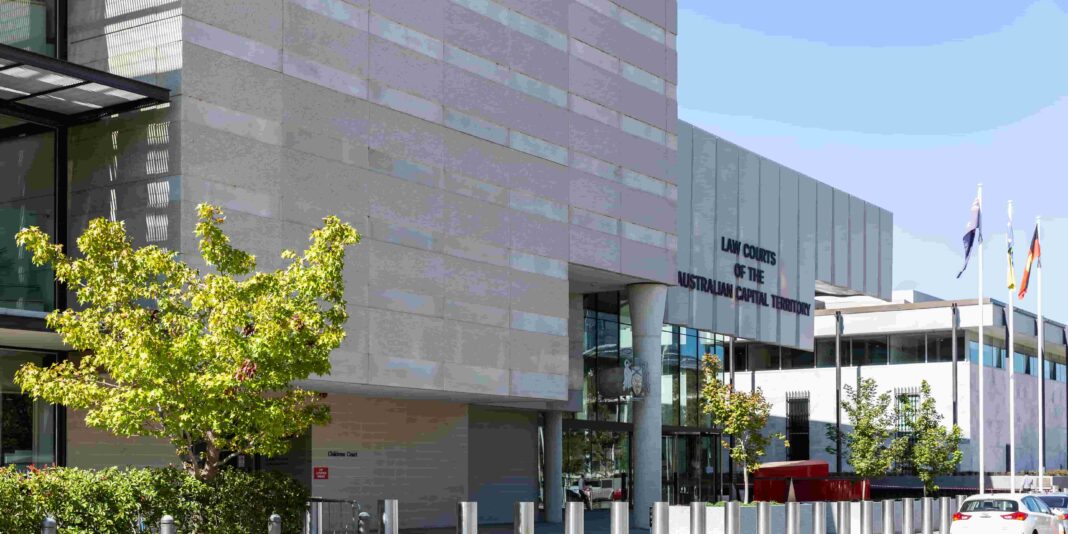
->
956, 196, 982, 278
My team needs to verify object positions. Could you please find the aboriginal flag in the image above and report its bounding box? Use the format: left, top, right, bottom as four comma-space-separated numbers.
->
1017, 225, 1041, 299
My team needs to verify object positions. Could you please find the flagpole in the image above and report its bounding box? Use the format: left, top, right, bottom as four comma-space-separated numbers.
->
978, 184, 986, 495
1008, 200, 1016, 494
1037, 215, 1045, 492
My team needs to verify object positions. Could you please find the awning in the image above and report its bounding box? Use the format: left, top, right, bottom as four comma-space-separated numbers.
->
0, 43, 170, 127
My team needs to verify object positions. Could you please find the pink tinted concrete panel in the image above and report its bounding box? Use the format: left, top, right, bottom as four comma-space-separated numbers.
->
568, 57, 622, 110
570, 226, 621, 271
506, 31, 569, 90
368, 106, 446, 167
615, 0, 668, 28
509, 211, 569, 260
619, 80, 668, 129
621, 187, 675, 234
369, 38, 444, 102
445, 193, 511, 246
498, 0, 569, 31
568, 171, 622, 217
569, 115, 622, 167
444, 135, 569, 204
568, 3, 668, 79
371, 0, 446, 39
443, 67, 569, 147
615, 131, 668, 180
620, 238, 674, 284
444, 4, 511, 68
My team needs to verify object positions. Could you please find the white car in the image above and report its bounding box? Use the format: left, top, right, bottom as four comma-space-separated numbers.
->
951, 493, 1064, 534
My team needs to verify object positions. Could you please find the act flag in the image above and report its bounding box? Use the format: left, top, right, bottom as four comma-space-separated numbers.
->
1008, 204, 1016, 290
1018, 225, 1041, 299
956, 196, 982, 278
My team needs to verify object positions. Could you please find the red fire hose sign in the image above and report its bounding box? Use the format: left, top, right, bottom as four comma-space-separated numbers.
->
313, 467, 329, 480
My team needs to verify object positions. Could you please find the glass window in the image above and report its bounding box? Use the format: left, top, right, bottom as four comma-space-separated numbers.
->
781, 347, 814, 369
0, 129, 55, 313
815, 339, 837, 368
1, 350, 56, 467
0, 0, 59, 57
732, 344, 747, 372
969, 341, 1005, 369
618, 322, 633, 423
1057, 363, 1066, 383
927, 331, 962, 362
747, 344, 779, 371
661, 326, 679, 426
889, 334, 925, 365
680, 329, 699, 427
852, 337, 889, 366
961, 499, 1017, 513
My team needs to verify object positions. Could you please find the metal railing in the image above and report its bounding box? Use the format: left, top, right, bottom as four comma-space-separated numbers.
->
306, 497, 365, 534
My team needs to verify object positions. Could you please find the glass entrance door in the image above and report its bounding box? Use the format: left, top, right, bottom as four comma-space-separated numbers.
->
663, 433, 719, 504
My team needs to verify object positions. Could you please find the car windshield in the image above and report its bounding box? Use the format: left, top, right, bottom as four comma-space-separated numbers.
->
1039, 497, 1068, 509
962, 500, 1019, 512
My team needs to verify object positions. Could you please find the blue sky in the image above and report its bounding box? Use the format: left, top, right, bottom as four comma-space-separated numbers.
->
678, 0, 1068, 322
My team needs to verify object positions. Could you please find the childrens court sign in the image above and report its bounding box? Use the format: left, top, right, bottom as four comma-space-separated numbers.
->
677, 236, 812, 317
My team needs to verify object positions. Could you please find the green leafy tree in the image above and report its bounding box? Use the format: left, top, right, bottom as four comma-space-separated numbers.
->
837, 378, 907, 478
14, 204, 360, 480
701, 355, 786, 502
900, 381, 963, 495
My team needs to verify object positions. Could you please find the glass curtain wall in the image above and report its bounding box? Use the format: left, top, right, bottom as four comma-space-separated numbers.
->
0, 349, 56, 467
0, 0, 59, 56
0, 127, 55, 313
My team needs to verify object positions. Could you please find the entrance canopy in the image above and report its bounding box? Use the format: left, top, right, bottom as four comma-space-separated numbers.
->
0, 43, 170, 127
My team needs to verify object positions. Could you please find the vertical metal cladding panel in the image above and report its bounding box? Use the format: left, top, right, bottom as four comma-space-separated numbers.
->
738, 149, 761, 341
816, 182, 834, 284
757, 158, 781, 345
715, 138, 740, 334
778, 168, 800, 348
690, 129, 718, 332
849, 195, 866, 291
879, 209, 893, 300
797, 176, 818, 351
865, 203, 881, 298
833, 189, 851, 288
666, 122, 694, 327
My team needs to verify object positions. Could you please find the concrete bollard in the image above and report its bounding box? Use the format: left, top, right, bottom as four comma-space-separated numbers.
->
690, 502, 706, 534
786, 502, 801, 534
939, 497, 951, 534
836, 501, 851, 534
726, 501, 741, 534
757, 501, 771, 534
920, 498, 932, 534
902, 498, 914, 534
611, 501, 629, 534
515, 502, 535, 534
268, 512, 281, 534
458, 502, 478, 534
650, 502, 668, 534
566, 502, 585, 534
160, 515, 176, 534
812, 502, 826, 534
380, 500, 400, 534
881, 501, 895, 534
41, 517, 57, 534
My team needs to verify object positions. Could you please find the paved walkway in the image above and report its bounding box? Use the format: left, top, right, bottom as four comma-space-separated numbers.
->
401, 510, 650, 534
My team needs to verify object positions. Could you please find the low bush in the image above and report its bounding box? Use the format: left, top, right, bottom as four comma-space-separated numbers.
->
0, 466, 307, 534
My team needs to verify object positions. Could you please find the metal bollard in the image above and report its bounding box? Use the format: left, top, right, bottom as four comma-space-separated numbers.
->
920, 498, 932, 534
359, 511, 372, 534
757, 501, 771, 534
651, 502, 668, 534
380, 500, 400, 534
268, 512, 282, 534
860, 501, 873, 534
836, 501, 851, 534
902, 498, 914, 534
881, 501, 895, 534
565, 502, 585, 534
611, 501, 629, 534
726, 501, 741, 534
812, 502, 826, 534
515, 502, 535, 534
458, 502, 478, 534
690, 502, 706, 534
160, 515, 176, 534
939, 497, 951, 534
786, 502, 801, 534
41, 517, 57, 534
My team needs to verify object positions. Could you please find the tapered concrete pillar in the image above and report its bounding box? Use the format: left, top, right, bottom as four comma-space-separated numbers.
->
546, 410, 564, 523
628, 283, 667, 529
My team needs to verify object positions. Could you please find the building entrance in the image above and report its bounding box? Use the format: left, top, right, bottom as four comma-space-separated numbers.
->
662, 433, 719, 504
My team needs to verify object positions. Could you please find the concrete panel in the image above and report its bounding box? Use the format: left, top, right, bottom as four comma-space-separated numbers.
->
833, 189, 851, 288
849, 195, 866, 291
467, 407, 539, 523
798, 176, 818, 350
714, 138, 740, 333
880, 209, 894, 299
778, 168, 799, 347
737, 150, 761, 341
865, 202, 881, 297
816, 182, 834, 283
757, 159, 781, 344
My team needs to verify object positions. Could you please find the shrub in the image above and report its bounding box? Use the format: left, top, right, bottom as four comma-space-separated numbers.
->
0, 466, 308, 533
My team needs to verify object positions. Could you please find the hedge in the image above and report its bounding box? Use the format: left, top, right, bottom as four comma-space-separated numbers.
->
0, 466, 307, 533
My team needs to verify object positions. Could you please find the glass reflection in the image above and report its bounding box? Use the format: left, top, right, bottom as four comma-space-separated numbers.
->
0, 129, 54, 312
0, 0, 57, 57
1, 349, 56, 467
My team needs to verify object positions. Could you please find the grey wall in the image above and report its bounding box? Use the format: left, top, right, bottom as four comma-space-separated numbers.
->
668, 122, 892, 350
467, 406, 540, 524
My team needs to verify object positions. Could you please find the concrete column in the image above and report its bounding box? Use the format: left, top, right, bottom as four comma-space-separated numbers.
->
546, 410, 564, 523
628, 283, 667, 528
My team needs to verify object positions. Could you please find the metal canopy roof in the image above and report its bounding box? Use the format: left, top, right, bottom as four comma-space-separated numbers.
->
0, 43, 170, 127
